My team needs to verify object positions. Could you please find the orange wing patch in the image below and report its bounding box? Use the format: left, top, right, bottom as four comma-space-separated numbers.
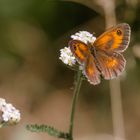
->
106, 57, 118, 67
96, 51, 126, 80
94, 23, 130, 52
69, 40, 90, 64
84, 54, 100, 85
74, 48, 85, 61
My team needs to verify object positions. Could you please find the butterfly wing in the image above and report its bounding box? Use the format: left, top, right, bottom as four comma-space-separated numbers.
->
69, 40, 90, 64
84, 54, 100, 85
95, 51, 125, 79
92, 23, 130, 79
93, 23, 131, 53
69, 40, 100, 85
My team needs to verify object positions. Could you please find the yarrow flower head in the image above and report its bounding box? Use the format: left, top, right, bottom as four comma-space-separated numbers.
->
71, 31, 96, 44
59, 47, 76, 66
59, 31, 96, 67
0, 98, 20, 128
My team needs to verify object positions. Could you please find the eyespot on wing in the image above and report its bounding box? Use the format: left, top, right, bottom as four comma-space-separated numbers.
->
69, 40, 90, 64
93, 23, 131, 52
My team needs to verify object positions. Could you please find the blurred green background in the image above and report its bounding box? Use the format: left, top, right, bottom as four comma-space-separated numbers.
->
0, 0, 140, 140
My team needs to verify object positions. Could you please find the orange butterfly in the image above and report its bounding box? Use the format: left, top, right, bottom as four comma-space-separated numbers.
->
69, 23, 131, 85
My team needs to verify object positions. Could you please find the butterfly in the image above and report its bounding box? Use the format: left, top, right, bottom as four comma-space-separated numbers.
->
69, 23, 131, 85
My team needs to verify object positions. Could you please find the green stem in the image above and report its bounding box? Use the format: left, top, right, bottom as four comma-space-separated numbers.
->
68, 70, 83, 140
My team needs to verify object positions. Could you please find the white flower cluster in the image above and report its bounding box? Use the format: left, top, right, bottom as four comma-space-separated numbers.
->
59, 47, 76, 66
0, 98, 20, 127
59, 31, 96, 66
71, 31, 96, 44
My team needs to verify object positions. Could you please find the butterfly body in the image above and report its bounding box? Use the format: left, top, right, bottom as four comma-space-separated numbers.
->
69, 23, 131, 85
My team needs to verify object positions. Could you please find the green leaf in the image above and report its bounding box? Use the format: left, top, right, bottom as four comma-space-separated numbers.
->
26, 124, 70, 139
